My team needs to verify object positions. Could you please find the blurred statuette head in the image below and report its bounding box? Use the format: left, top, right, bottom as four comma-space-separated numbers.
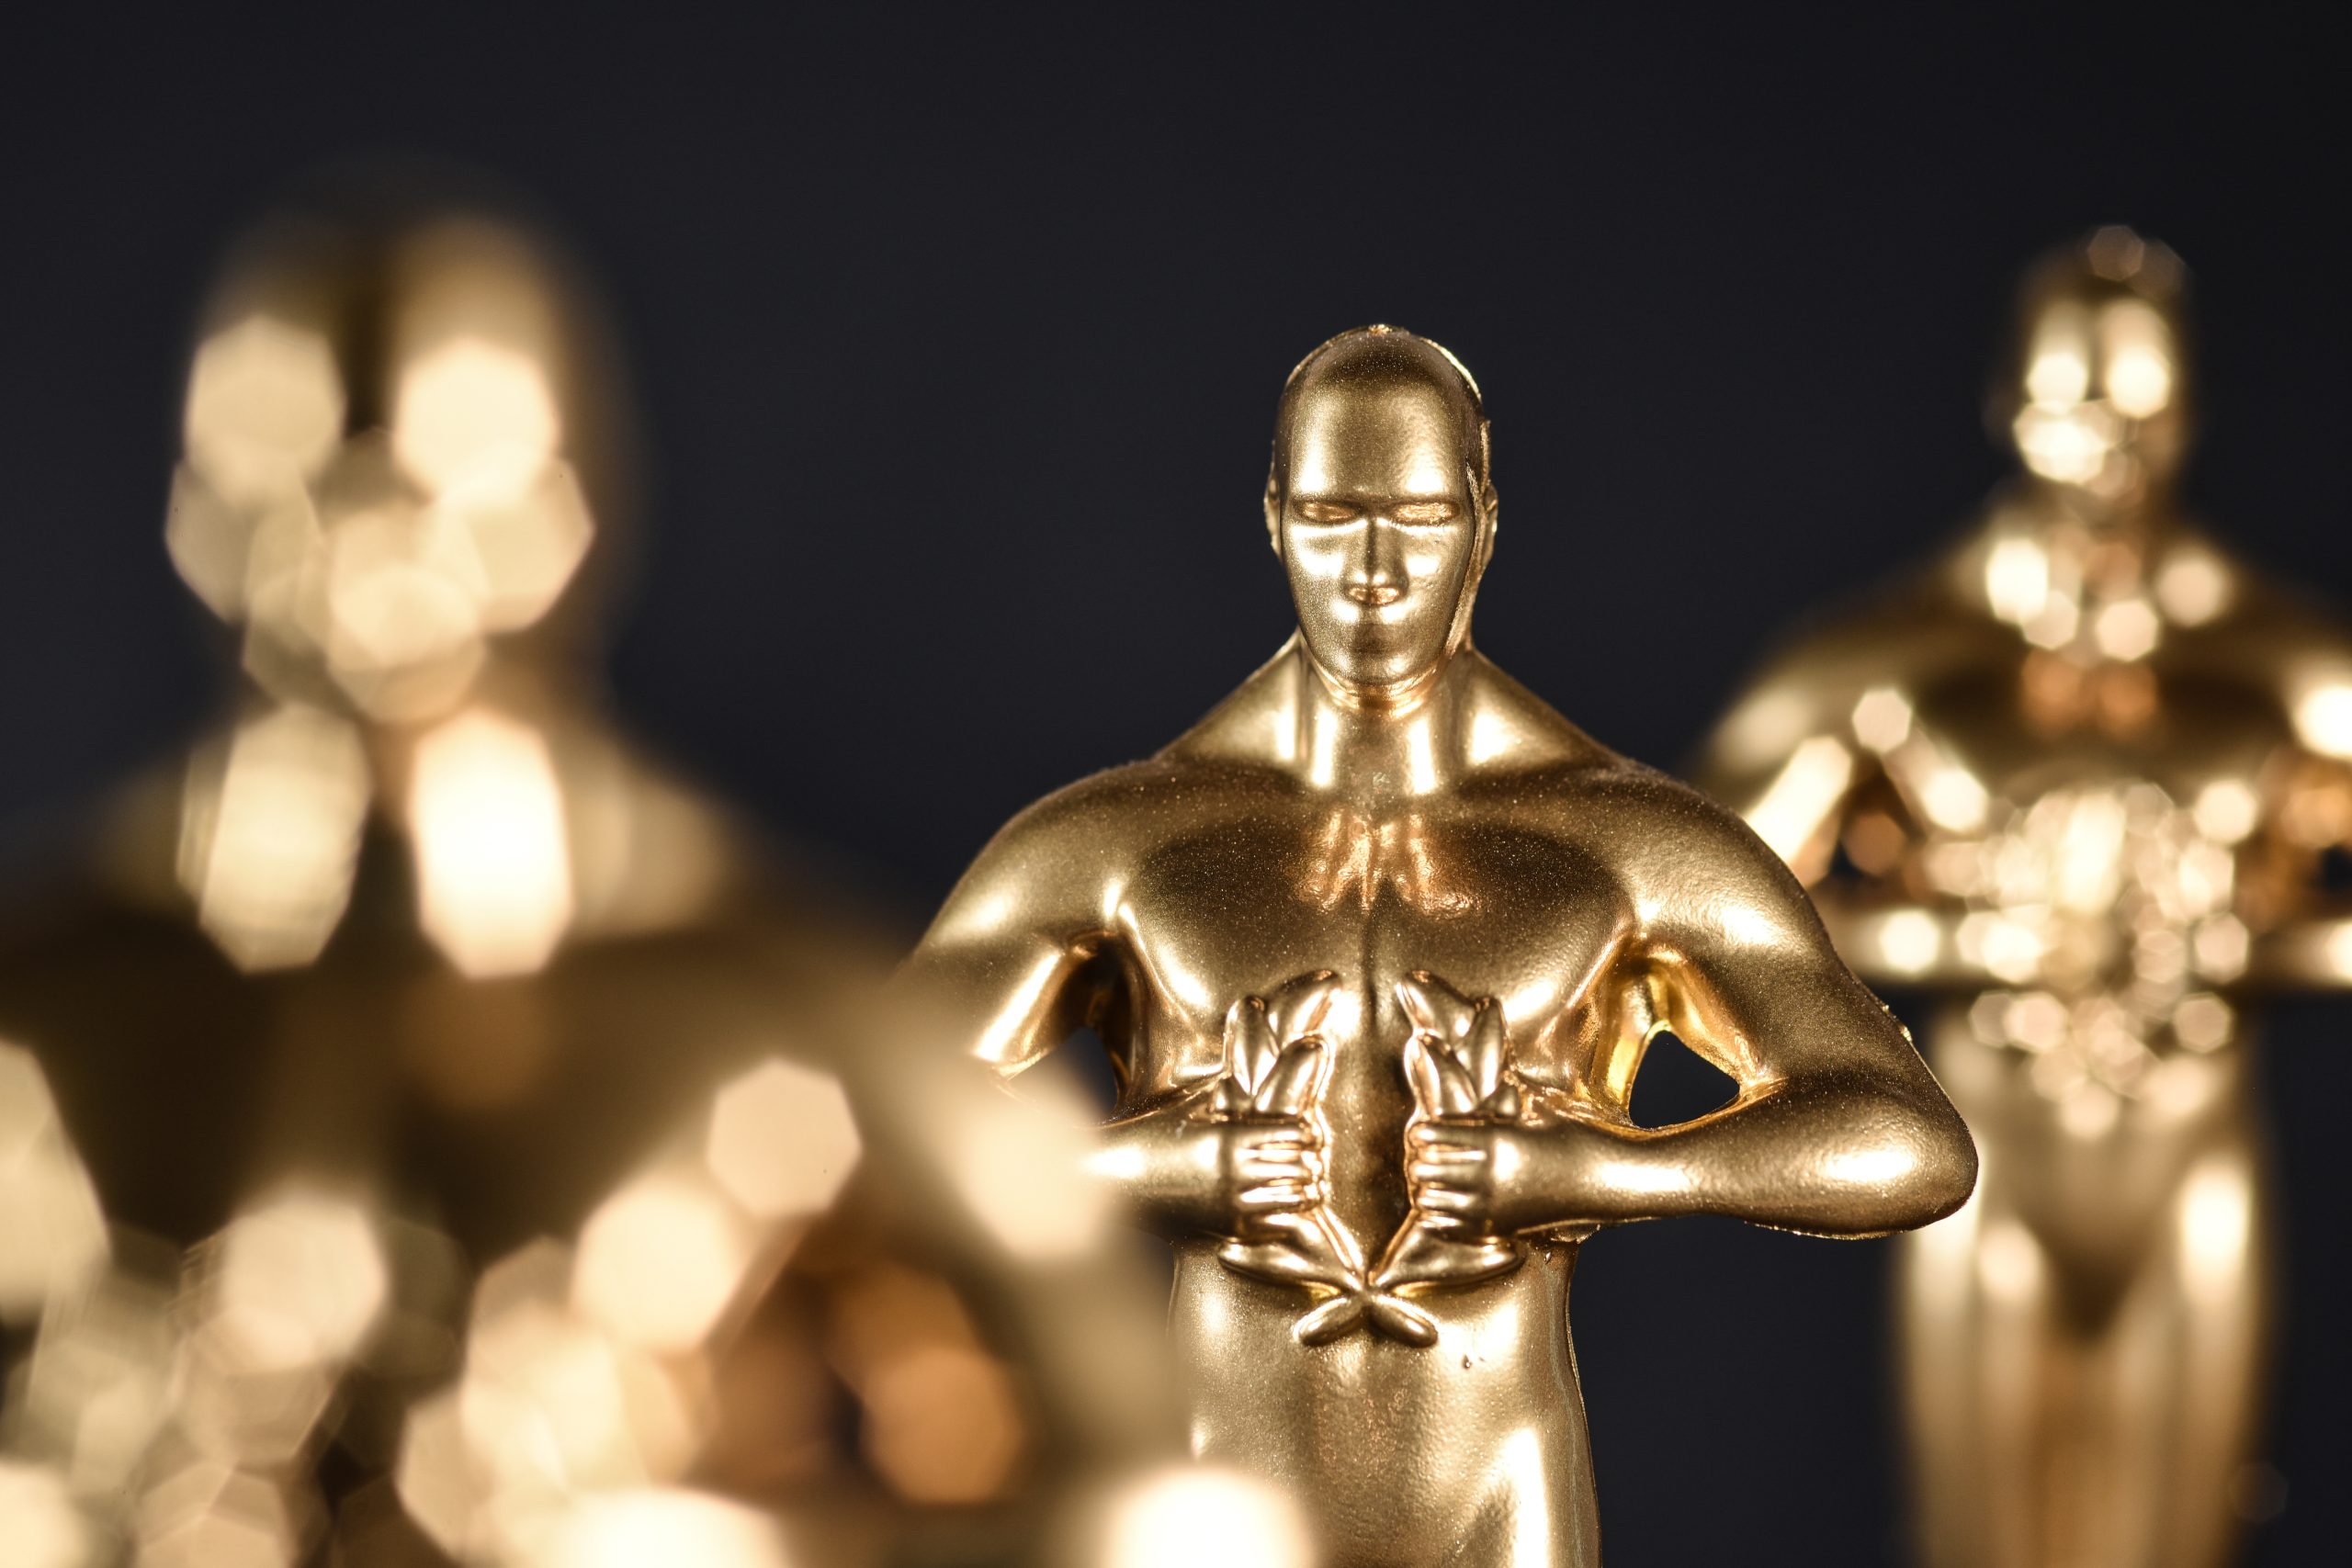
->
1992, 224, 2190, 507
170, 197, 629, 726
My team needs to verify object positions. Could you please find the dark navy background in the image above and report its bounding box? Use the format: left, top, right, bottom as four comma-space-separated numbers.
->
4, 7, 2346, 1561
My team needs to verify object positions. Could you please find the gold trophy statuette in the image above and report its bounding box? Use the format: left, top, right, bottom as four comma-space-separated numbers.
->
902, 327, 1978, 1565
0, 190, 1177, 1568
1698, 228, 2351, 1568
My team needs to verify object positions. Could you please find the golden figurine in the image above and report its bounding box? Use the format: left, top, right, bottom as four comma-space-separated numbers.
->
0, 189, 1191, 1568
1696, 228, 2351, 1568
902, 326, 1977, 1564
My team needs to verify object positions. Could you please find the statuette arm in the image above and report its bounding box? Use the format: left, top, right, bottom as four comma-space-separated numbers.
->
1589, 811, 1978, 1236
900, 791, 1130, 1076
2244, 750, 2352, 991
1088, 1078, 1325, 1241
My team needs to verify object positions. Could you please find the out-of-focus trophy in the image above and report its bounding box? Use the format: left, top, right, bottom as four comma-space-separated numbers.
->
899, 326, 1977, 1564
0, 184, 1184, 1568
1698, 228, 2351, 1567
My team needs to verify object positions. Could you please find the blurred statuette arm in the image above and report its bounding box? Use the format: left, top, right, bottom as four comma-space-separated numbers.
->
1698, 640, 2014, 988
2245, 645, 2352, 988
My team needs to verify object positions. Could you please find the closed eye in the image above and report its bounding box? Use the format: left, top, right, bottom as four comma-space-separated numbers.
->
1393, 501, 1460, 525
1294, 500, 1359, 523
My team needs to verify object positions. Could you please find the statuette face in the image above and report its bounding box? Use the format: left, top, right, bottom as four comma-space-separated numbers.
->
1272, 330, 1493, 703
906, 327, 1975, 1563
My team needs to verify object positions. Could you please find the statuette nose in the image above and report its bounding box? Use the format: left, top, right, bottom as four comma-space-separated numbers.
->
1348, 525, 1407, 607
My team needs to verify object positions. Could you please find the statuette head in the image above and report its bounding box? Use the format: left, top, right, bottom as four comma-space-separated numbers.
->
171, 187, 630, 725
1266, 326, 1497, 707
1993, 226, 2190, 507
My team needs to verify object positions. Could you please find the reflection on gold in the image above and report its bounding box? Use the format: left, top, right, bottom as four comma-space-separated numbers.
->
393, 1387, 481, 1559
393, 340, 562, 502
372, 1021, 1146, 1565
863, 1343, 1025, 1504
1745, 734, 1854, 874
182, 314, 345, 509
1973, 1217, 2042, 1305
408, 707, 575, 977
1895, 734, 1991, 833
2177, 1156, 2253, 1308
2100, 297, 2176, 419
521, 1488, 789, 1568
1984, 535, 2051, 627
1920, 781, 2243, 1092
1699, 229, 2337, 1568
164, 1190, 386, 1479
16, 1266, 175, 1500
133, 1461, 305, 1568
573, 1164, 754, 1354
1090, 1466, 1315, 1568
2012, 401, 2117, 487
1851, 686, 1914, 754
0, 1460, 89, 1568
316, 477, 489, 716
1298, 808, 1473, 916
2289, 669, 2352, 759
452, 462, 595, 633
1871, 908, 1943, 977
0, 1043, 108, 1323
824, 1262, 1030, 1506
1708, 684, 1811, 773
177, 704, 369, 972
2154, 546, 2233, 626
389, 223, 565, 494
207, 1184, 390, 1371
704, 1058, 862, 1222
406, 1237, 703, 1562
950, 1062, 1113, 1262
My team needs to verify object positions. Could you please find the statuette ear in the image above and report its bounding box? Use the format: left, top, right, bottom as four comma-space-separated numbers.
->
1474, 423, 1498, 551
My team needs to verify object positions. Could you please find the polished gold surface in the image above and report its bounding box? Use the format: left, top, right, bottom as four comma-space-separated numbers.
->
904, 327, 1976, 1565
1698, 229, 2339, 1568
0, 194, 1190, 1567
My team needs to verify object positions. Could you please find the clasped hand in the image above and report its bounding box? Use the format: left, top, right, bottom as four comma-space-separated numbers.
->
1167, 969, 1611, 1243
1405, 1117, 1568, 1237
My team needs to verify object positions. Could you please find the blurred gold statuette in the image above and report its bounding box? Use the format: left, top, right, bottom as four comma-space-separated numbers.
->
1699, 228, 2349, 1568
0, 187, 1182, 1568
903, 326, 1977, 1563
